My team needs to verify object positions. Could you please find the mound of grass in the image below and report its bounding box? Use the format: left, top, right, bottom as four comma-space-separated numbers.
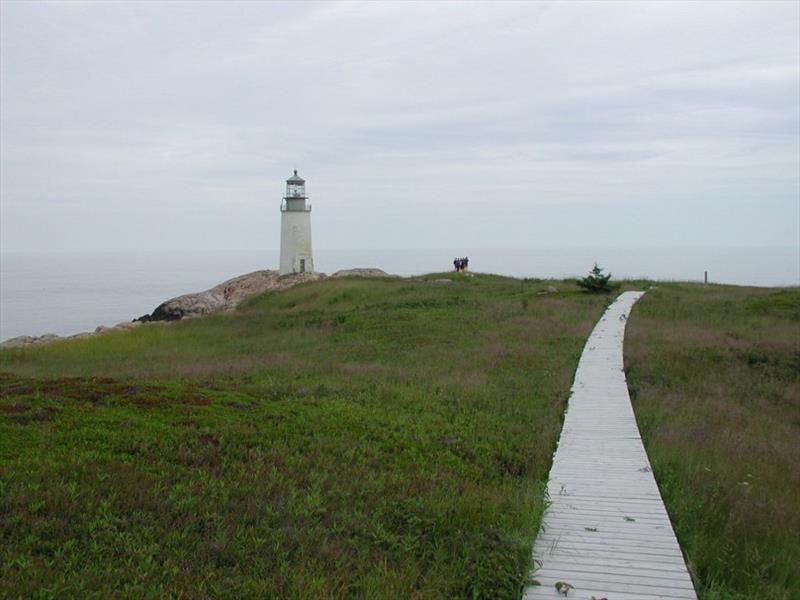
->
0, 274, 610, 598
625, 284, 800, 600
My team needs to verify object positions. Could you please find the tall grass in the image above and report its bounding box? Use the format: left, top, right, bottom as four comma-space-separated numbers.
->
625, 284, 800, 600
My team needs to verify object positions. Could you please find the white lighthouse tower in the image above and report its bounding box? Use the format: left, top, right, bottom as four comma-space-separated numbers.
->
279, 169, 314, 275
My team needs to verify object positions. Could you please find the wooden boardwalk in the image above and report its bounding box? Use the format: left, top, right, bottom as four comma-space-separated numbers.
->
523, 291, 697, 600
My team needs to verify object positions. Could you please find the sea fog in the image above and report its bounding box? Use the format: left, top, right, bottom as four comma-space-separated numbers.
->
1, 247, 798, 342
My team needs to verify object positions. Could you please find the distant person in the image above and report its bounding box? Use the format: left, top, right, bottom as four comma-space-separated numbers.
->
463, 257, 469, 271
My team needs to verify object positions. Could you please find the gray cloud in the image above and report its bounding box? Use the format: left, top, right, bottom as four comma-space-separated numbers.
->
1, 0, 798, 252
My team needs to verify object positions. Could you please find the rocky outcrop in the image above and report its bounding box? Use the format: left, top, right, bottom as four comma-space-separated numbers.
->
538, 285, 559, 295
0, 321, 143, 349
2, 267, 392, 348
331, 268, 390, 278
1, 334, 62, 349
136, 270, 325, 322
95, 321, 142, 334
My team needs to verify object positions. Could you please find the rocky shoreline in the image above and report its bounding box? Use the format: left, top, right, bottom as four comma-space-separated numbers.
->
0, 267, 390, 349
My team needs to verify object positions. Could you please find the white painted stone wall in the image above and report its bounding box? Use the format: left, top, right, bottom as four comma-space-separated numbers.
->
279, 208, 313, 275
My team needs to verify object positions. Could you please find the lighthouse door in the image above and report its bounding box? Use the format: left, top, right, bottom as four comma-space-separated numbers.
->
299, 259, 306, 273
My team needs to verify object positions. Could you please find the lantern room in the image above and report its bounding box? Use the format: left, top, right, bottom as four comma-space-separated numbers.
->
285, 169, 306, 199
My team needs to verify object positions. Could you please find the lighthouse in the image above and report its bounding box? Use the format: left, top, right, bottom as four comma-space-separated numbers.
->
279, 169, 314, 275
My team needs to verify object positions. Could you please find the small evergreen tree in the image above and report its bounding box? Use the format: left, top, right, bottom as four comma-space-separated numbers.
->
577, 263, 616, 293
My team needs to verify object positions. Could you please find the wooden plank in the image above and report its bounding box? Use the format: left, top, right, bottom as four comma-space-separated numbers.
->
535, 533, 682, 552
536, 556, 692, 575
531, 544, 690, 565
532, 570, 696, 591
524, 291, 698, 600
546, 500, 672, 514
526, 574, 697, 599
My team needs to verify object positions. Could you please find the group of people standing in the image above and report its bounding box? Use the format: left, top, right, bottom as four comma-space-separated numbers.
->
453, 257, 469, 272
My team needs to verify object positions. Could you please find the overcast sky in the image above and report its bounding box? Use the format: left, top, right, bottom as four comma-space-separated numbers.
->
1, 0, 798, 253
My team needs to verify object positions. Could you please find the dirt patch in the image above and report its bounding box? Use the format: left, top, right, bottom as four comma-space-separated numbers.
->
0, 375, 214, 409
32, 407, 59, 422
5, 406, 59, 424
130, 391, 212, 408
38, 377, 140, 404
0, 385, 35, 397
0, 403, 31, 414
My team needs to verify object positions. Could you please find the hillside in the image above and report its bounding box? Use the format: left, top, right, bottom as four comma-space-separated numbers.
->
2, 275, 797, 599
0, 273, 611, 598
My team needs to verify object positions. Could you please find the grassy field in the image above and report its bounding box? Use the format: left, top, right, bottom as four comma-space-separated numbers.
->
625, 284, 800, 600
0, 273, 612, 599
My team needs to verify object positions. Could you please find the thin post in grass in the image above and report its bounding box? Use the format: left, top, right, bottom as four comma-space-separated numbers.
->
704, 271, 708, 285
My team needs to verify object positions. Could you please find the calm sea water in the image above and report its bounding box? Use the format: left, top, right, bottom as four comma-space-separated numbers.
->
1, 247, 798, 342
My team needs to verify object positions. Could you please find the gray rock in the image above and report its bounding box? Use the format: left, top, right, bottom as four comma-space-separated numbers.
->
331, 268, 391, 278
112, 321, 141, 331
0, 333, 61, 348
37, 334, 62, 342
94, 322, 138, 334
0, 336, 36, 348
139, 269, 325, 322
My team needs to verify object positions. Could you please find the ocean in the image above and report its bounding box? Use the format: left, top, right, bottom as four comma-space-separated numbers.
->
1, 247, 798, 342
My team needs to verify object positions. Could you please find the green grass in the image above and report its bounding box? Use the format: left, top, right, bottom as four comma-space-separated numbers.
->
625, 284, 800, 600
0, 273, 611, 599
